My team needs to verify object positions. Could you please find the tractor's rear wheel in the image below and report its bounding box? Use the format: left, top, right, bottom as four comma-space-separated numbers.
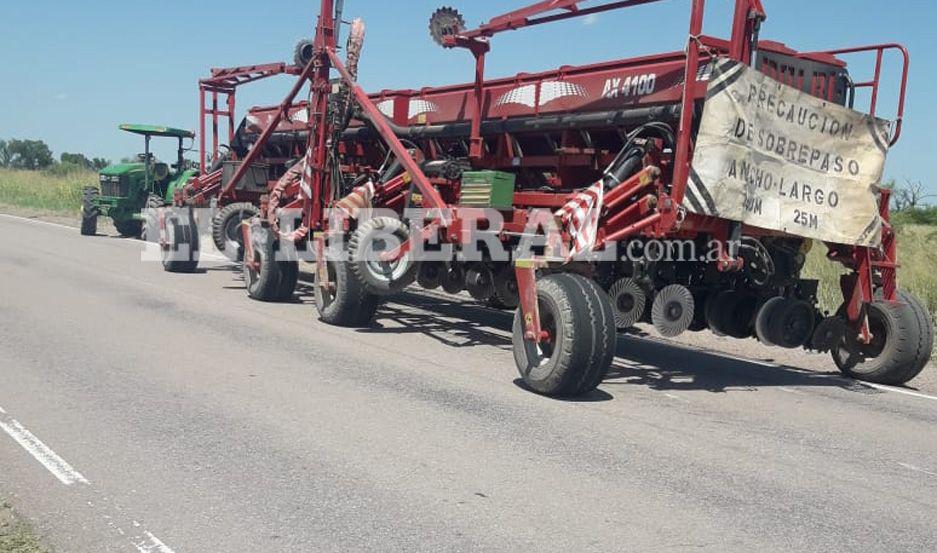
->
213, 202, 259, 261
113, 217, 143, 238
80, 187, 100, 236
832, 291, 934, 385
161, 206, 200, 273
315, 256, 381, 327
512, 273, 616, 397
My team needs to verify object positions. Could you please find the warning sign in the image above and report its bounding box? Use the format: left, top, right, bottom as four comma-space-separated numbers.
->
688, 58, 891, 247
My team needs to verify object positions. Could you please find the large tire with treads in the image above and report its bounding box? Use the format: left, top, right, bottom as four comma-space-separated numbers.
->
512, 273, 616, 397
142, 194, 164, 243
113, 217, 143, 238
348, 216, 417, 296
80, 187, 100, 236
833, 290, 934, 385
243, 222, 296, 302
212, 202, 259, 261
315, 255, 381, 327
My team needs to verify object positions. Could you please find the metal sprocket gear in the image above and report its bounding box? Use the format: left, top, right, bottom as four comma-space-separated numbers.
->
430, 7, 466, 46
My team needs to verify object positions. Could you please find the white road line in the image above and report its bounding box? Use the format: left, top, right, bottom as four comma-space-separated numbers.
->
0, 404, 178, 551
862, 382, 937, 402
0, 213, 78, 231
663, 393, 690, 403
132, 531, 177, 553
0, 415, 89, 485
2, 211, 233, 263
898, 462, 937, 477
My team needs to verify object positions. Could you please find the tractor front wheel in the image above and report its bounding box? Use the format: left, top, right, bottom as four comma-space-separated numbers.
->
80, 187, 100, 236
512, 273, 616, 397
833, 291, 934, 385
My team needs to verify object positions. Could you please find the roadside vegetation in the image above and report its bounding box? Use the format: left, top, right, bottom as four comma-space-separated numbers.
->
0, 501, 48, 553
805, 224, 937, 319
0, 166, 92, 214
0, 137, 101, 214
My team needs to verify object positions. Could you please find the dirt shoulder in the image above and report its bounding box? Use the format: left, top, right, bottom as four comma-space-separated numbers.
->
0, 500, 49, 553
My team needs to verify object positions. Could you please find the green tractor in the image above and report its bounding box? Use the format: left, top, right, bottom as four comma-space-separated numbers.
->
81, 124, 198, 237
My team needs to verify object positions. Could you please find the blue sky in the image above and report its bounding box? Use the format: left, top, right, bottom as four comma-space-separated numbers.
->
1, 0, 934, 193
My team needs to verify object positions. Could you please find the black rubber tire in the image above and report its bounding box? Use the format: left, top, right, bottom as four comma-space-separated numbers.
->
833, 291, 934, 385
754, 296, 786, 346
417, 262, 444, 290
705, 291, 731, 337
80, 187, 99, 236
465, 264, 494, 302
770, 299, 816, 349
294, 39, 315, 67
243, 223, 285, 302
720, 291, 759, 339
688, 292, 709, 332
113, 217, 143, 238
315, 256, 381, 327
441, 264, 465, 294
897, 290, 935, 376
277, 261, 300, 301
488, 265, 519, 310
574, 276, 618, 394
161, 206, 200, 273
348, 216, 417, 296
212, 202, 259, 261
512, 273, 616, 397
142, 194, 164, 243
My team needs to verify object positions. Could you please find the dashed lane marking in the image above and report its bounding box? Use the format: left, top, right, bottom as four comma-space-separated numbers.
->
0, 404, 177, 552
0, 413, 88, 485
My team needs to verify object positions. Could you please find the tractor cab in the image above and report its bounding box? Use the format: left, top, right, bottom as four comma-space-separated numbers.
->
81, 124, 198, 237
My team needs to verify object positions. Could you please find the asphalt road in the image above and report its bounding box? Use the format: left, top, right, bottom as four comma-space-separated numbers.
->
1, 213, 937, 553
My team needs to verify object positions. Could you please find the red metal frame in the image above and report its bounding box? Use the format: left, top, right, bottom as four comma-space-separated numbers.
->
198, 63, 301, 174
806, 44, 910, 145
228, 0, 909, 345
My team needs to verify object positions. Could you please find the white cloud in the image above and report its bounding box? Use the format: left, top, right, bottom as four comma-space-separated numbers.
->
583, 13, 599, 26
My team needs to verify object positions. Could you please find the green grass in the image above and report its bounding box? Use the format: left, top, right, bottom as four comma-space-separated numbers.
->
0, 501, 48, 553
0, 167, 93, 214
804, 224, 937, 329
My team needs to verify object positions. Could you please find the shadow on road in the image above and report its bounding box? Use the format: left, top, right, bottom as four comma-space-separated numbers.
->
604, 335, 859, 394
358, 291, 514, 349
276, 276, 866, 395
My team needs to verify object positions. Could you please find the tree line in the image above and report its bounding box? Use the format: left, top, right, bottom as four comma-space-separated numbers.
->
888, 179, 937, 226
0, 138, 109, 172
